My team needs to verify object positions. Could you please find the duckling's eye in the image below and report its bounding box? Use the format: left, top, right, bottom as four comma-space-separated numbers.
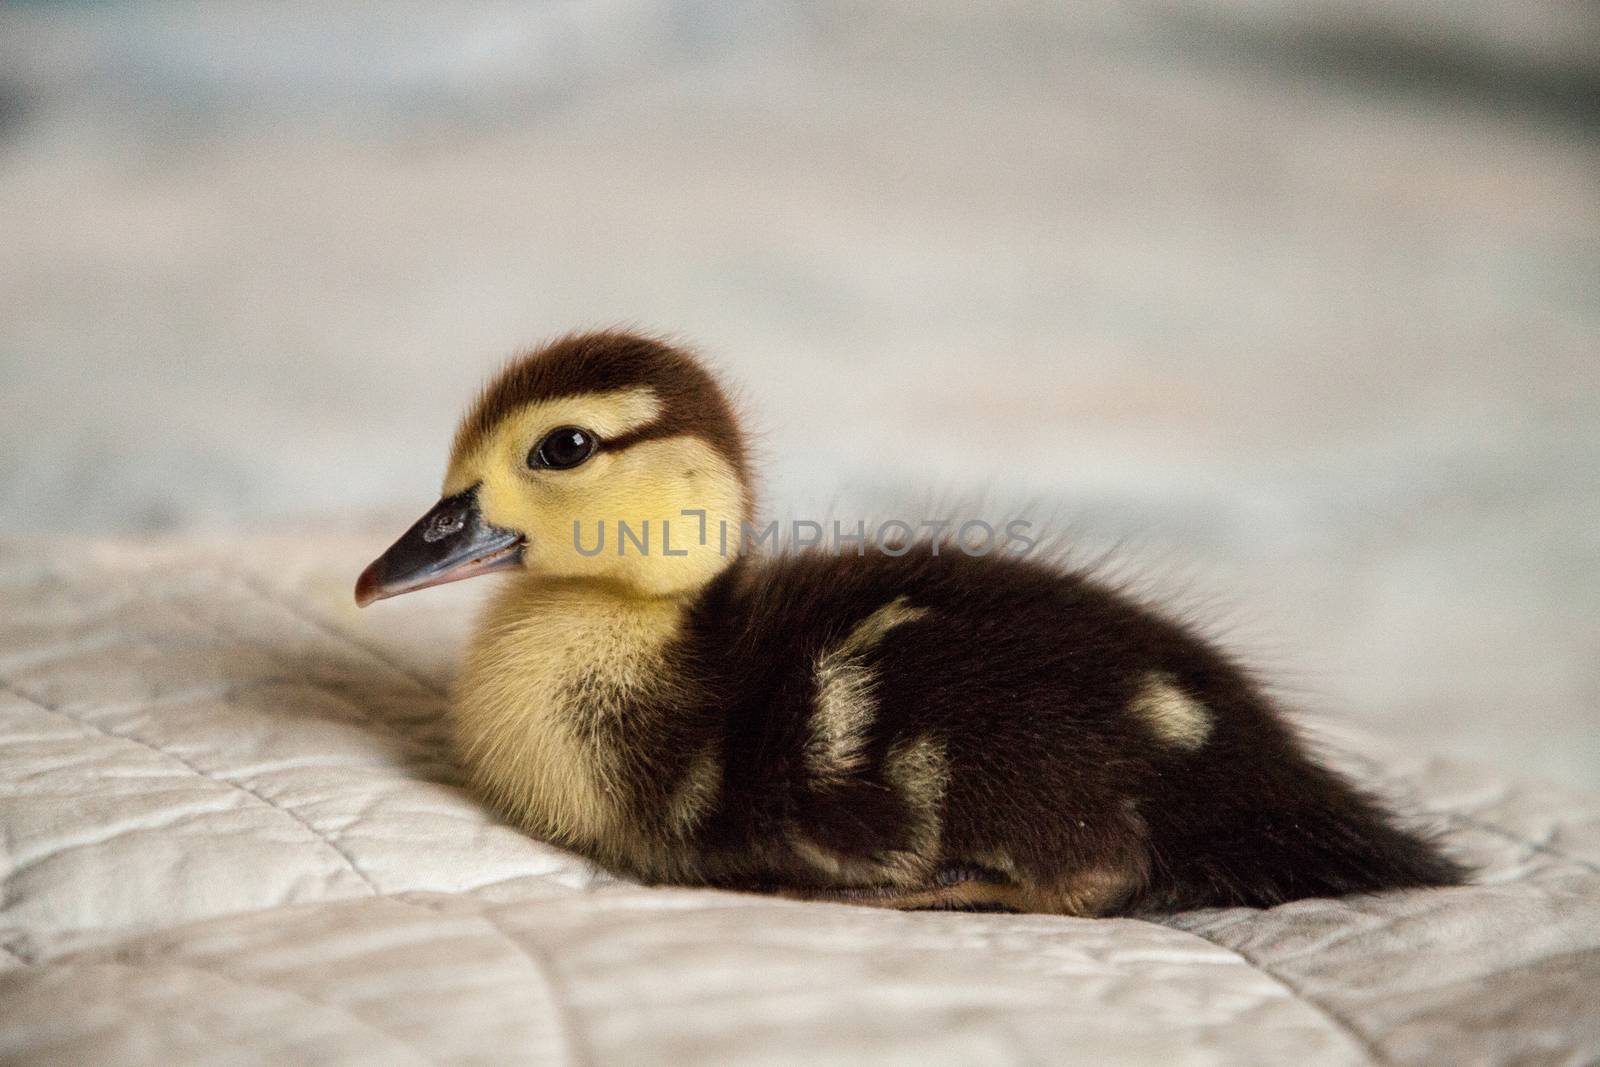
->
529, 426, 597, 470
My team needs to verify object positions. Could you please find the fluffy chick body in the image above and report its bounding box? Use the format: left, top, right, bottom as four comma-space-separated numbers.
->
363, 330, 1464, 914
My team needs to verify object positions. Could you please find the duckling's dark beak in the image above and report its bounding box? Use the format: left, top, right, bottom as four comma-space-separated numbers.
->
355, 486, 525, 607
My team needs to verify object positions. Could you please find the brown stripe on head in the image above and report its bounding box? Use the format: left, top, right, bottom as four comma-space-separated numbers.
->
453, 330, 752, 509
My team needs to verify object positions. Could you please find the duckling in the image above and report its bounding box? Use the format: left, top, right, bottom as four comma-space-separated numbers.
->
356, 330, 1464, 914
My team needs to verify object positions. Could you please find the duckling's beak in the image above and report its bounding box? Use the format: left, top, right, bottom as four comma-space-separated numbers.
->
355, 486, 525, 607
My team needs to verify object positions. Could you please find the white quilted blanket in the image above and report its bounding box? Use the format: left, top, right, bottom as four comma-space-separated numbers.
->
2, 533, 1596, 1066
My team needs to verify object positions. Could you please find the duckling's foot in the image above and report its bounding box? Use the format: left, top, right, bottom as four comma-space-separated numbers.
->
774, 859, 1148, 915
778, 866, 1023, 913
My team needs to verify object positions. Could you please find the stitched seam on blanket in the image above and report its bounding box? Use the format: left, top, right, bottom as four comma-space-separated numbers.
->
390, 895, 592, 1067
5, 879, 568, 968
154, 579, 456, 763
1141, 919, 1383, 1066
1431, 809, 1600, 876
5, 798, 257, 882
0, 678, 382, 897
222, 565, 451, 700
92, 958, 440, 1066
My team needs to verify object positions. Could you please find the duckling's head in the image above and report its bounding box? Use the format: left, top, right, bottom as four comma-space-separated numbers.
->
356, 330, 751, 605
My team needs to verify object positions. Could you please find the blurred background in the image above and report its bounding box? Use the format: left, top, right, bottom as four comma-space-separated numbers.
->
1, 1, 1596, 788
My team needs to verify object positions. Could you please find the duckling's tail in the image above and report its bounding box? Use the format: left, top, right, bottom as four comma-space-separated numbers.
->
1140, 751, 1468, 912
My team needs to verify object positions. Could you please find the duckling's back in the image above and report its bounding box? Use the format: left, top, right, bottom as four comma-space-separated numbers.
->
679, 546, 1464, 913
